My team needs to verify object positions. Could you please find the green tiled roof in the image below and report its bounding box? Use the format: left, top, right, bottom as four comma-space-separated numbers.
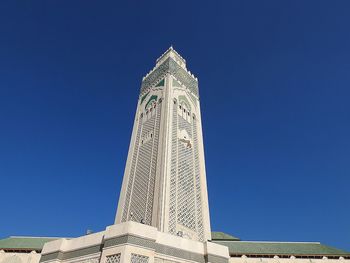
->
213, 240, 350, 256
1, 235, 349, 257
211, 232, 240, 241
0, 236, 60, 251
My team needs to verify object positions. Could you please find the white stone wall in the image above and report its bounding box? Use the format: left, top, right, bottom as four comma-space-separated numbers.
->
0, 251, 41, 263
165, 76, 210, 241
40, 222, 229, 263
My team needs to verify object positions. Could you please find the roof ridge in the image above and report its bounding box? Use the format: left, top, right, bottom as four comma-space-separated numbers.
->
221, 241, 321, 244
8, 236, 64, 239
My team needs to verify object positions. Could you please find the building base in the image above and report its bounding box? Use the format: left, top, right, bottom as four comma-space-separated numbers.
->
40, 222, 229, 263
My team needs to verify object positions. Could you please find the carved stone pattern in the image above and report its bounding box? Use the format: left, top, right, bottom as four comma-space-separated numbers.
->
169, 99, 178, 235
192, 117, 204, 241
154, 258, 181, 263
131, 254, 149, 263
177, 114, 196, 230
123, 100, 162, 224
130, 114, 155, 222
104, 235, 156, 250
155, 244, 205, 263
130, 108, 157, 223
106, 254, 121, 263
168, 98, 205, 239
145, 101, 162, 222
122, 115, 143, 221
69, 257, 100, 263
168, 58, 198, 97
141, 61, 169, 94
141, 58, 198, 97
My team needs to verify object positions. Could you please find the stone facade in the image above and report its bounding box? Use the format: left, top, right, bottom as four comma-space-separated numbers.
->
0, 251, 41, 263
115, 47, 211, 242
39, 222, 229, 263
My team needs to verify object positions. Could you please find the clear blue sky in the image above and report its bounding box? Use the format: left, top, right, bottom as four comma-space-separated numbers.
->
0, 0, 349, 251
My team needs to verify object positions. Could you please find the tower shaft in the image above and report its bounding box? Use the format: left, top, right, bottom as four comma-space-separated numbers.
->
115, 47, 211, 242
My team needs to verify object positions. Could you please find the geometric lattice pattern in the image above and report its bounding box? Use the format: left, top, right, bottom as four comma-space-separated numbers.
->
168, 95, 205, 241
141, 57, 198, 97
106, 254, 121, 263
122, 95, 162, 225
131, 254, 149, 263
193, 114, 204, 239
169, 99, 179, 235
177, 114, 196, 231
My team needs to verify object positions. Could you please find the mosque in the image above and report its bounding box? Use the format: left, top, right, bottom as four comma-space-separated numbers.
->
1, 48, 349, 263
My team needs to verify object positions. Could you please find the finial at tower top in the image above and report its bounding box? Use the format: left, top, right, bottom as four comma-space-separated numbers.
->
156, 46, 186, 69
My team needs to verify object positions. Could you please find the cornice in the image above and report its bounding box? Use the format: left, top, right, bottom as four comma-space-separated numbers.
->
141, 57, 199, 98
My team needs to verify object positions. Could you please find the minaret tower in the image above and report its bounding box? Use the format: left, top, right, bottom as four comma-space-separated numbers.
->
115, 47, 211, 242
41, 48, 230, 263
